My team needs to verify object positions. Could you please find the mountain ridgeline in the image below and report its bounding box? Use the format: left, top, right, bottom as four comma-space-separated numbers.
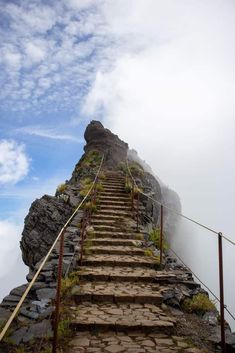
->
0, 120, 233, 353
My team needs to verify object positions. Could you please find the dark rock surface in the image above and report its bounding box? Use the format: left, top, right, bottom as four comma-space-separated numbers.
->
20, 195, 72, 268
84, 120, 128, 167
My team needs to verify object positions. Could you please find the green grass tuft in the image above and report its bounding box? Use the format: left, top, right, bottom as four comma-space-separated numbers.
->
149, 228, 168, 251
182, 293, 216, 315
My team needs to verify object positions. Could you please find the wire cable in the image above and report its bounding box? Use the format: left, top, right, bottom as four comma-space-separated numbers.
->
126, 159, 235, 246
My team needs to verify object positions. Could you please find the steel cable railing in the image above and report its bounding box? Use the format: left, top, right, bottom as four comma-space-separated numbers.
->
126, 159, 234, 245
0, 154, 104, 349
125, 158, 234, 353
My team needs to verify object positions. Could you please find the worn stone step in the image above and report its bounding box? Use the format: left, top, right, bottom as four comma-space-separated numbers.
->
70, 303, 175, 333
77, 266, 157, 282
92, 225, 128, 232
94, 209, 132, 217
94, 231, 144, 240
102, 187, 125, 192
81, 254, 159, 269
68, 331, 194, 353
89, 238, 143, 247
99, 193, 130, 201
87, 245, 145, 256
72, 281, 163, 305
102, 182, 125, 187
92, 214, 129, 221
91, 219, 127, 227
99, 191, 128, 197
99, 204, 131, 211
98, 199, 131, 205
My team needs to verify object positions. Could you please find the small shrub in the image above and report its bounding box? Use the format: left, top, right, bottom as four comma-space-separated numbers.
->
80, 177, 93, 197
149, 228, 168, 251
129, 162, 144, 177
99, 172, 106, 180
56, 183, 67, 193
125, 179, 132, 193
58, 318, 72, 340
95, 182, 103, 192
61, 272, 79, 299
14, 348, 25, 353
118, 162, 128, 173
83, 201, 97, 213
144, 248, 153, 257
82, 150, 102, 167
182, 293, 216, 315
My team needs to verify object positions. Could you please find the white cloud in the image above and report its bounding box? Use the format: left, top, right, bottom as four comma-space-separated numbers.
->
16, 125, 82, 143
0, 220, 22, 277
65, 0, 97, 11
0, 140, 29, 184
24, 41, 46, 65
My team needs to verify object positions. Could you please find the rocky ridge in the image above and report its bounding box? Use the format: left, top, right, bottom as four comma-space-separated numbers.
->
0, 121, 234, 352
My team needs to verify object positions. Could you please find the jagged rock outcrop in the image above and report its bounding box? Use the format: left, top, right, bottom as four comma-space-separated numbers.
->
84, 120, 128, 167
20, 195, 72, 268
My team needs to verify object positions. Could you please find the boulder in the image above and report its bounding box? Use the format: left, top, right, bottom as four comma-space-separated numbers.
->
20, 195, 72, 268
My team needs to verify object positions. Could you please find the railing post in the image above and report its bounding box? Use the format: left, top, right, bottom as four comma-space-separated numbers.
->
160, 205, 163, 266
218, 232, 226, 353
131, 179, 134, 212
79, 211, 87, 266
52, 230, 64, 353
136, 191, 139, 232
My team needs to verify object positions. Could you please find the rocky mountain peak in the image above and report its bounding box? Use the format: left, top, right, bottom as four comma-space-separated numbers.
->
84, 120, 128, 167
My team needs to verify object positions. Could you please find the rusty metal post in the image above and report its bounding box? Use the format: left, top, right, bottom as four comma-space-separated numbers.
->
160, 205, 163, 265
52, 230, 64, 353
218, 232, 226, 353
79, 211, 87, 266
131, 179, 134, 213
136, 191, 139, 232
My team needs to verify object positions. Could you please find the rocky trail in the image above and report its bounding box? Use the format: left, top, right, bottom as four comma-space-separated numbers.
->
67, 171, 205, 353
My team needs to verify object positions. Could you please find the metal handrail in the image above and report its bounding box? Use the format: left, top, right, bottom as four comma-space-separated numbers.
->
125, 158, 234, 353
0, 154, 104, 343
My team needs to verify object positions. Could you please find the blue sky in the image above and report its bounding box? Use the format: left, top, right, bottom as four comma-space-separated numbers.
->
0, 0, 235, 327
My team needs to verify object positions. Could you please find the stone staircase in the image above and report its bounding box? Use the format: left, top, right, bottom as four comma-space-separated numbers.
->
68, 171, 203, 353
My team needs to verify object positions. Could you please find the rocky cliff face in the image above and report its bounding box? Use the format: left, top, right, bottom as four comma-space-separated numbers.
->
20, 195, 72, 268
84, 120, 128, 167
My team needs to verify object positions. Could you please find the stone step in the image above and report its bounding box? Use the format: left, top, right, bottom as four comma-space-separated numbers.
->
87, 245, 145, 256
68, 331, 192, 353
81, 254, 159, 269
94, 231, 144, 240
70, 303, 175, 333
90, 238, 143, 247
98, 199, 131, 205
91, 219, 127, 226
99, 195, 130, 201
101, 182, 125, 187
72, 281, 163, 305
92, 214, 129, 221
77, 266, 157, 282
102, 186, 125, 192
93, 225, 129, 232
92, 210, 132, 220
99, 191, 128, 197
98, 205, 132, 212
